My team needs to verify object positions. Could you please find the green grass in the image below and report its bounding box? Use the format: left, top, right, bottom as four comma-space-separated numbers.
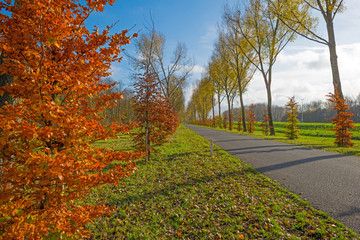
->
210, 122, 360, 157
84, 125, 358, 239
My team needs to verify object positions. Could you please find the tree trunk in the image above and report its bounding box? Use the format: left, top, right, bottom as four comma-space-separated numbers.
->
237, 76, 247, 132
326, 16, 343, 99
217, 93, 221, 117
211, 92, 215, 127
262, 70, 275, 135
226, 94, 231, 129
267, 85, 275, 136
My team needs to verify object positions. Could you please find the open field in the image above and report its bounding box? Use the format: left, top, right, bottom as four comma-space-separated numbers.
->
208, 122, 360, 157
84, 125, 358, 239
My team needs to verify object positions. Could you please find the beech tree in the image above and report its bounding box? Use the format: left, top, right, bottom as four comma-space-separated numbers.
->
0, 0, 139, 238
260, 109, 270, 136
285, 96, 300, 139
237, 113, 243, 132
133, 72, 179, 161
327, 88, 355, 147
247, 104, 257, 133
222, 114, 228, 129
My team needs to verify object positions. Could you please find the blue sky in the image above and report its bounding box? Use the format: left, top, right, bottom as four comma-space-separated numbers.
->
86, 0, 360, 107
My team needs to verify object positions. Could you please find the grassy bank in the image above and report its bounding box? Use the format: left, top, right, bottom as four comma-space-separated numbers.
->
85, 125, 358, 239
206, 122, 360, 157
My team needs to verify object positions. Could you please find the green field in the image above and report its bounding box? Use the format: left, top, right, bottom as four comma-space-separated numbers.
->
85, 125, 358, 239
212, 122, 360, 157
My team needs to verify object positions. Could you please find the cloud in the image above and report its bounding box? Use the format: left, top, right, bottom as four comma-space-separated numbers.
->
191, 65, 206, 74
241, 42, 360, 107
200, 25, 218, 49
184, 42, 360, 113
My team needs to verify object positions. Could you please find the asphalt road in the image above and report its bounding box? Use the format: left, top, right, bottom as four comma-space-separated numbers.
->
184, 124, 360, 233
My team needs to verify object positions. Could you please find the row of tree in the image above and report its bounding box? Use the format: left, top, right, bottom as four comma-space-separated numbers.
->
217, 94, 360, 123
186, 0, 347, 136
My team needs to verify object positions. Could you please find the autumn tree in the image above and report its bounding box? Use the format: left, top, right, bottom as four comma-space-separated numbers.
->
269, 0, 345, 98
285, 96, 300, 140
327, 88, 355, 147
209, 51, 237, 131
223, 113, 228, 129
207, 62, 225, 128
260, 109, 270, 136
129, 23, 193, 112
247, 104, 257, 133
225, 0, 300, 135
133, 72, 179, 161
220, 13, 257, 132
0, 0, 140, 238
237, 113, 243, 132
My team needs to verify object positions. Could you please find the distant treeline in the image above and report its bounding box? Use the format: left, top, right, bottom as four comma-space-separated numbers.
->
225, 96, 360, 123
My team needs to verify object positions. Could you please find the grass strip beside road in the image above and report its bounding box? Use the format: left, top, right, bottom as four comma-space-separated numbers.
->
85, 125, 358, 239
204, 122, 360, 157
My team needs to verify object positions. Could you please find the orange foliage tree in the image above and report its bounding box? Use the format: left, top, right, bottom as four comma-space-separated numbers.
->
260, 109, 270, 136
246, 104, 257, 133
285, 96, 300, 140
229, 112, 233, 130
132, 72, 179, 161
327, 89, 355, 147
223, 114, 228, 129
237, 113, 243, 132
0, 0, 139, 238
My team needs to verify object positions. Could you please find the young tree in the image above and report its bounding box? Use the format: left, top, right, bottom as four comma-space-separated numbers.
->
285, 96, 300, 140
223, 113, 228, 129
237, 113, 243, 132
327, 89, 355, 147
0, 0, 139, 238
246, 104, 257, 133
260, 109, 270, 136
133, 72, 179, 161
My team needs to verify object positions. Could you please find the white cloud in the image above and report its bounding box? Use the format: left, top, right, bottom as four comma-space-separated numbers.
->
200, 25, 218, 49
241, 42, 360, 107
191, 65, 206, 74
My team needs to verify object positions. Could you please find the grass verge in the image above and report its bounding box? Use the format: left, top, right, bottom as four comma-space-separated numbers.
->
203, 122, 360, 157
85, 125, 358, 239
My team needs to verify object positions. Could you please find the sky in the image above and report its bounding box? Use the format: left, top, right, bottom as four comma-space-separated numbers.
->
86, 0, 360, 108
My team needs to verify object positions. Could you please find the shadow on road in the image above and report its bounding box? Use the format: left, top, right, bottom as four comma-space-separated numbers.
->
255, 154, 347, 173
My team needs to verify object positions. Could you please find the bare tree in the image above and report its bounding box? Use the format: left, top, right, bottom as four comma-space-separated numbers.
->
224, 0, 298, 135
217, 23, 256, 131
268, 0, 345, 98
129, 20, 193, 109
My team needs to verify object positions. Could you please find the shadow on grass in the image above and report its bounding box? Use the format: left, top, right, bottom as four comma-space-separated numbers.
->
112, 167, 260, 206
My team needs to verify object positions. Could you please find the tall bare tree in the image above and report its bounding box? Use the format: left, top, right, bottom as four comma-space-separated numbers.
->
268, 0, 345, 98
209, 52, 238, 128
217, 26, 256, 131
225, 0, 298, 135
130, 24, 193, 110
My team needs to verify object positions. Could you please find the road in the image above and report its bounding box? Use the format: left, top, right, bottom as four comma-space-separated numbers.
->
184, 124, 360, 233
